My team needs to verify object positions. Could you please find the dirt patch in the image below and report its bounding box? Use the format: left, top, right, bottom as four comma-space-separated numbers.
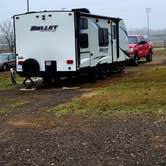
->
0, 55, 166, 165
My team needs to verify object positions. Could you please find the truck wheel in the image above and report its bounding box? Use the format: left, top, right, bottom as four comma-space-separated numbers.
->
133, 53, 139, 66
146, 52, 152, 62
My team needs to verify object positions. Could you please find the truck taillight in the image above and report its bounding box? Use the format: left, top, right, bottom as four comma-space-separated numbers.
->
18, 60, 24, 65
66, 60, 74, 64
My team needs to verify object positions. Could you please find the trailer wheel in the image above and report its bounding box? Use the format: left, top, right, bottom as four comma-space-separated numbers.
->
43, 76, 52, 86
89, 68, 97, 83
43, 75, 59, 86
146, 51, 152, 62
116, 65, 124, 73
98, 66, 107, 80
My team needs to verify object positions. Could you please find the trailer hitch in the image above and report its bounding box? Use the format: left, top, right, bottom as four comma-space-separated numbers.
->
23, 77, 34, 89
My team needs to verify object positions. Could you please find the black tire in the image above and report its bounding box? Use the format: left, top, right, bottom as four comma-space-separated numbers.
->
2, 64, 8, 71
116, 65, 124, 73
88, 68, 97, 83
133, 52, 139, 66
43, 76, 52, 86
22, 59, 39, 77
43, 75, 59, 86
146, 51, 153, 62
98, 65, 107, 80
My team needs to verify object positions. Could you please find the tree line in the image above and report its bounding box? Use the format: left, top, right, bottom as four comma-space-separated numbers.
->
0, 21, 14, 53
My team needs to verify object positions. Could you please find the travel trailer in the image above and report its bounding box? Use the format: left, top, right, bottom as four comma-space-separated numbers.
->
13, 8, 129, 87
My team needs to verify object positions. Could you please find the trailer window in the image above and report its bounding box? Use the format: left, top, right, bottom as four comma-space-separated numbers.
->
98, 28, 109, 47
80, 33, 89, 48
80, 18, 88, 30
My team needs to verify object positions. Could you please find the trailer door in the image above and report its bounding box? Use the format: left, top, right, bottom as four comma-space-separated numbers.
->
79, 17, 99, 68
111, 23, 117, 62
80, 33, 90, 68
79, 18, 90, 68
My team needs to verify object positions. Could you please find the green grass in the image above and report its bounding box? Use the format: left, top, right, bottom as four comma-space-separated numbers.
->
0, 98, 28, 114
0, 77, 14, 90
0, 72, 24, 91
0, 76, 23, 91
153, 49, 166, 55
47, 66, 166, 116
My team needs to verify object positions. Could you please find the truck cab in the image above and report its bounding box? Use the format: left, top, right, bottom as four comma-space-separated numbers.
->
128, 35, 153, 65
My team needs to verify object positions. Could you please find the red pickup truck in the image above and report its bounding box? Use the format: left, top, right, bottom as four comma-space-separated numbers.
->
128, 35, 153, 65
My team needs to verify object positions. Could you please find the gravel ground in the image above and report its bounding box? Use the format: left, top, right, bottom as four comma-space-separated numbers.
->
0, 115, 166, 166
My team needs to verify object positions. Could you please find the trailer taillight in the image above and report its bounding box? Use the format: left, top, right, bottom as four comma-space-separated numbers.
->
18, 60, 24, 65
66, 60, 74, 64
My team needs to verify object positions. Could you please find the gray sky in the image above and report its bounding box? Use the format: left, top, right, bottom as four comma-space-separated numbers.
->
0, 0, 165, 30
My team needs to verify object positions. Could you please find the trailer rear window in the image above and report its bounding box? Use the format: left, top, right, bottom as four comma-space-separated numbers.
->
80, 33, 89, 48
80, 18, 88, 30
98, 28, 109, 47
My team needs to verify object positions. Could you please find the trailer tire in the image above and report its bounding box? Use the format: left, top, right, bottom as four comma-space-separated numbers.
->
43, 76, 52, 86
98, 65, 107, 80
89, 68, 97, 83
22, 59, 39, 77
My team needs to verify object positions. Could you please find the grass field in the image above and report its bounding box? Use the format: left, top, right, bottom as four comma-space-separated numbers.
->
153, 48, 166, 55
47, 66, 166, 116
0, 74, 13, 90
0, 52, 166, 117
0, 72, 23, 91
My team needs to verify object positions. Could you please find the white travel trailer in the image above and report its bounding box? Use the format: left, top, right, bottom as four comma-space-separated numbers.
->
13, 8, 129, 86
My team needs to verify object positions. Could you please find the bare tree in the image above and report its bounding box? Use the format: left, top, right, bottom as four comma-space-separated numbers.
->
0, 21, 14, 52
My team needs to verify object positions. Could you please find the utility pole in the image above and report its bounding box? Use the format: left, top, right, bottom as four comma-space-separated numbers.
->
27, 0, 30, 12
146, 8, 151, 41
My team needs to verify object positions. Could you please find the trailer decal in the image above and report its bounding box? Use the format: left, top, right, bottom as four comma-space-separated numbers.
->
30, 25, 58, 32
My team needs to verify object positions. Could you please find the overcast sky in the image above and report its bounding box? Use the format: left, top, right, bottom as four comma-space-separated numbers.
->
0, 0, 165, 30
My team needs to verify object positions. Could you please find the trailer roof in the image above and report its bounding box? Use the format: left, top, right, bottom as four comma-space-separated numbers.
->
13, 10, 122, 22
